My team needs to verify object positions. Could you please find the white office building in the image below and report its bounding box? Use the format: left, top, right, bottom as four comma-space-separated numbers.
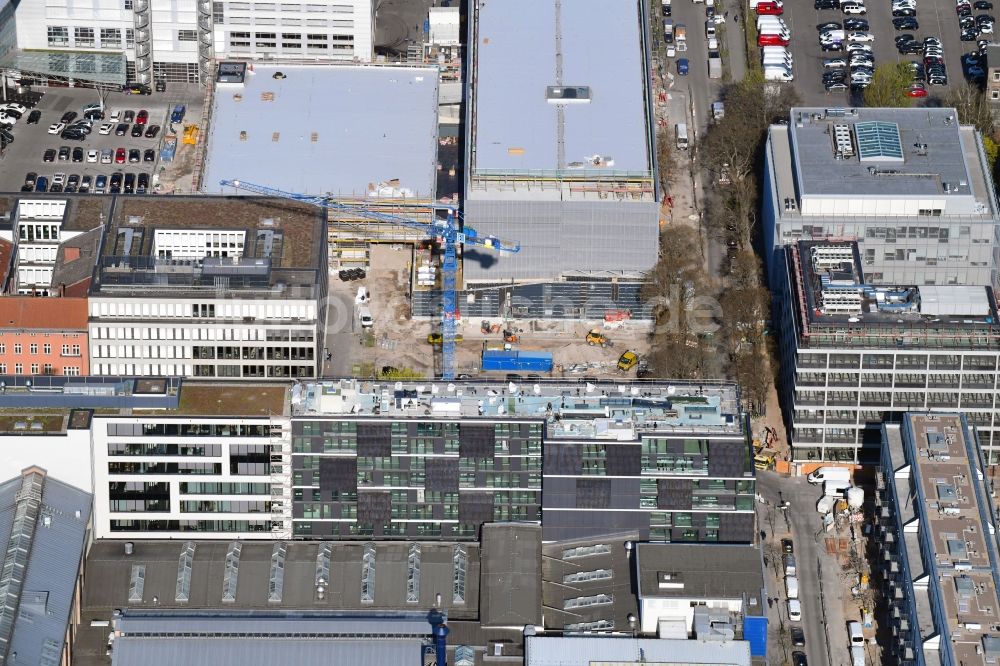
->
7, 0, 373, 84
87, 196, 327, 379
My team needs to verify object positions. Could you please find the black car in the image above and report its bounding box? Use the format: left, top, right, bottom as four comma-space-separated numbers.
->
60, 128, 86, 141
781, 539, 795, 554
80, 175, 92, 193
143, 148, 156, 162
109, 172, 123, 193
155, 79, 167, 92
2, 108, 21, 120
815, 0, 839, 8
43, 148, 56, 162
900, 40, 924, 53
896, 33, 916, 44
57, 145, 70, 161
976, 0, 993, 8
65, 174, 80, 193
844, 17, 869, 29
961, 28, 979, 39
144, 124, 160, 139
130, 123, 144, 138
71, 147, 84, 162
791, 627, 805, 647
137, 172, 149, 193
128, 148, 141, 163
892, 7, 916, 15
792, 652, 808, 666
124, 83, 152, 95
821, 41, 844, 50
83, 108, 104, 121
26, 109, 41, 124
961, 15, 976, 28
123, 172, 135, 194
60, 111, 77, 124
69, 121, 91, 134
115, 123, 129, 136
818, 20, 842, 30
123, 110, 135, 123
22, 172, 37, 191
894, 16, 919, 28
977, 13, 995, 24
662, 3, 672, 14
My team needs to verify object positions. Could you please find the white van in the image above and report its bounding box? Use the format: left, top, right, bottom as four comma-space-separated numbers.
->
848, 621, 865, 645
788, 599, 802, 621
705, 20, 717, 38
824, 480, 852, 496
763, 65, 794, 81
358, 305, 374, 328
785, 576, 799, 599
675, 123, 689, 150
761, 46, 792, 58
783, 554, 797, 577
808, 466, 851, 484
763, 55, 794, 67
757, 15, 787, 29
851, 646, 865, 666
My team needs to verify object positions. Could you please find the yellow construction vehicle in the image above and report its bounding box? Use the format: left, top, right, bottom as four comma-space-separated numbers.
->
427, 333, 464, 345
753, 447, 778, 470
586, 329, 610, 347
617, 350, 639, 371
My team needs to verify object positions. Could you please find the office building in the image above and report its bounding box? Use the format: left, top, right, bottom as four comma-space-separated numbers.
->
763, 107, 1000, 289
878, 413, 1000, 665
292, 379, 752, 543
0, 296, 89, 376
451, 0, 659, 320
0, 466, 92, 666
775, 240, 1000, 463
5, 0, 373, 85
87, 196, 327, 379
987, 45, 1000, 106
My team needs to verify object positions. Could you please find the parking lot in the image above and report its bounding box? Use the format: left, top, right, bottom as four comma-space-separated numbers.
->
778, 0, 981, 104
0, 84, 204, 194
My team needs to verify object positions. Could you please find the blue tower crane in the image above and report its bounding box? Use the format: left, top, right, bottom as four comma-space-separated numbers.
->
219, 179, 520, 380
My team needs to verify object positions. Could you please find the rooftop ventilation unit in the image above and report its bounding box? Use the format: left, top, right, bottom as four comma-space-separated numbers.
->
546, 86, 592, 104
832, 124, 855, 159
268, 542, 286, 603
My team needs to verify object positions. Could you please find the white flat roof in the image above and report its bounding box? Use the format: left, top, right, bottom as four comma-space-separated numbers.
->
471, 0, 651, 174
202, 64, 439, 198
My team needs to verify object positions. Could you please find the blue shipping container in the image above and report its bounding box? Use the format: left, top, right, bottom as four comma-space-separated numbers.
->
743, 615, 768, 658
481, 350, 553, 372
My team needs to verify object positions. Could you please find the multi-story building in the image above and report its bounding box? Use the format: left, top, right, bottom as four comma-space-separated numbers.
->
878, 413, 1000, 665
6, 0, 373, 85
291, 379, 753, 543
0, 296, 89, 376
448, 0, 660, 320
87, 196, 327, 379
763, 107, 1000, 290
776, 240, 1000, 463
987, 44, 1000, 107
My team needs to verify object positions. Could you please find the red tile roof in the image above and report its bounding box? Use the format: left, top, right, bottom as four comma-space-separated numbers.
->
0, 296, 89, 330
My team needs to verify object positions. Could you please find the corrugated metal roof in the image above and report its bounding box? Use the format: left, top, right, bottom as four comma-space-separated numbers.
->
5, 471, 92, 666
526, 636, 752, 666
919, 285, 992, 317
116, 612, 431, 636
111, 637, 424, 666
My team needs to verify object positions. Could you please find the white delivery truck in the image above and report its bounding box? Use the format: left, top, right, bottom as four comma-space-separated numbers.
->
759, 25, 791, 38
824, 480, 852, 497
785, 576, 799, 599
763, 65, 794, 81
851, 646, 865, 666
808, 466, 851, 484
761, 46, 793, 59
762, 54, 794, 67
756, 15, 788, 30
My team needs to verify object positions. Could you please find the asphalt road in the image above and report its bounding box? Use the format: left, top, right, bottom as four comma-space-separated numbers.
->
779, 0, 975, 105
759, 471, 856, 666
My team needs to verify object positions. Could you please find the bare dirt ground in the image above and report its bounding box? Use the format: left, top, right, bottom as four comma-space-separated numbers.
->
323, 245, 653, 379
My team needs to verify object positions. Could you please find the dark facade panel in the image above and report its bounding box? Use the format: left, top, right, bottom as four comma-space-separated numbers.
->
707, 440, 747, 477
459, 425, 496, 458
358, 491, 391, 523
544, 444, 582, 475
319, 457, 357, 495
605, 444, 641, 476
426, 458, 459, 492
719, 512, 755, 543
541, 508, 649, 542
575, 479, 611, 509
459, 492, 494, 524
357, 422, 392, 457
657, 478, 692, 510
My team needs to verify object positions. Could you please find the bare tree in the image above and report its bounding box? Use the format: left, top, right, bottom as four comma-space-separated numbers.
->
945, 82, 996, 137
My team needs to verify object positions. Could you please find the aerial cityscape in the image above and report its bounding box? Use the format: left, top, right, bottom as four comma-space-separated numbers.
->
1, 0, 999, 664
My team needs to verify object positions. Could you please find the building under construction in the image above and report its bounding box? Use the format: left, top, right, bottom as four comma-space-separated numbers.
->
775, 240, 1000, 464
435, 0, 660, 321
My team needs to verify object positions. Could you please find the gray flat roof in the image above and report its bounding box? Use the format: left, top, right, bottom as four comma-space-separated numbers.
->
789, 107, 978, 199
471, 0, 651, 174
525, 636, 752, 666
480, 524, 541, 627
202, 64, 440, 198
635, 543, 764, 603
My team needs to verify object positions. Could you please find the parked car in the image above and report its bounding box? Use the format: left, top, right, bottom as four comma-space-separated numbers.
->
71, 146, 84, 162
115, 123, 129, 136
43, 148, 56, 162
123, 172, 135, 194
136, 109, 149, 125
60, 111, 77, 123
155, 79, 167, 92
144, 124, 160, 138
47, 121, 65, 134
131, 123, 144, 138
26, 110, 41, 124
22, 172, 37, 191
109, 171, 123, 193
115, 147, 127, 164
57, 145, 70, 161
170, 104, 186, 124
101, 148, 114, 164
143, 148, 156, 162
95, 174, 108, 193
128, 148, 141, 163
844, 17, 869, 29
80, 175, 92, 193
99, 122, 114, 135
842, 2, 866, 13
907, 83, 929, 96
137, 172, 150, 193
124, 83, 152, 95
791, 627, 806, 647
677, 58, 690, 74
35, 176, 49, 192
123, 110, 135, 123
65, 174, 80, 193
87, 149, 99, 163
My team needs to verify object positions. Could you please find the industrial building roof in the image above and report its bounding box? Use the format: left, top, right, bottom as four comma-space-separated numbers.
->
0, 296, 89, 330
470, 0, 652, 175
292, 379, 743, 437
789, 107, 978, 199
634, 543, 764, 605
51, 226, 102, 292
110, 612, 431, 666
889, 413, 1000, 666
524, 636, 752, 666
480, 523, 541, 628
201, 64, 440, 198
81, 540, 480, 617
789, 241, 1000, 345
0, 468, 92, 666
91, 196, 324, 298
